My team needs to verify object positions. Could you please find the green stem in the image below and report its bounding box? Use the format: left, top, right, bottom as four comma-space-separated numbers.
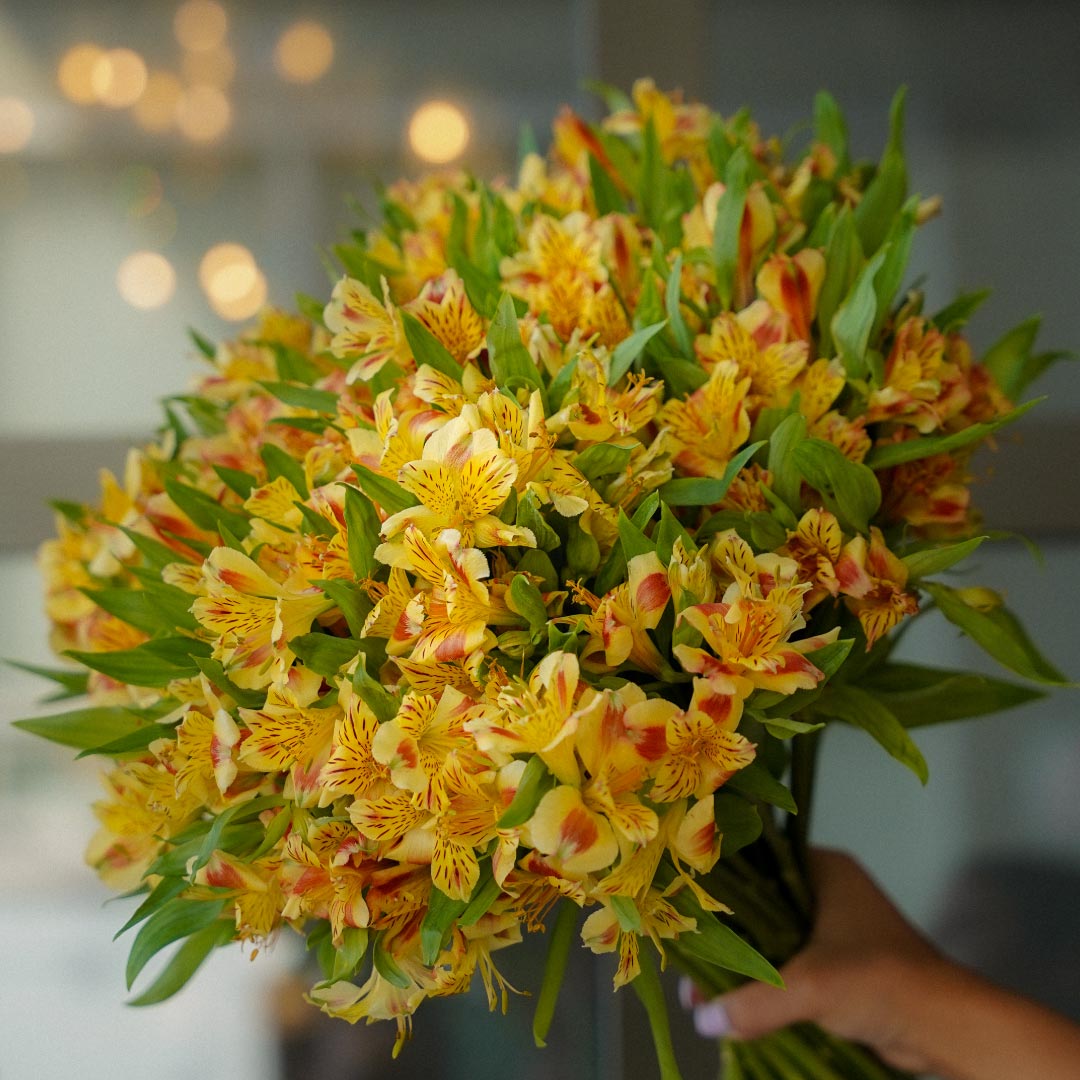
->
787, 730, 821, 876
531, 900, 577, 1048
758, 810, 813, 927
631, 947, 685, 1080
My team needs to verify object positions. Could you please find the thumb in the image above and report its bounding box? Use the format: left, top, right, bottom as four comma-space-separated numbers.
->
695, 960, 815, 1041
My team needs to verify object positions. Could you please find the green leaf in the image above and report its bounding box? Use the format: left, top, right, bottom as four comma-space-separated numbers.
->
12, 705, 149, 751
665, 874, 783, 987
115, 877, 189, 939
760, 715, 825, 739
191, 794, 284, 875
618, 509, 655, 562
871, 198, 917, 339
574, 442, 634, 483
751, 638, 856, 717
66, 636, 208, 689
725, 762, 797, 815
813, 90, 850, 173
818, 683, 928, 783
533, 900, 578, 1048
164, 478, 250, 539
352, 654, 399, 723
399, 310, 464, 380
118, 526, 196, 572
193, 657, 265, 709
816, 207, 862, 357
655, 502, 696, 565
289, 633, 360, 678
332, 927, 369, 982
189, 327, 216, 359
713, 147, 750, 310
351, 464, 418, 516
979, 315, 1072, 401
922, 581, 1070, 685
498, 755, 557, 829
259, 381, 341, 414
341, 484, 381, 580
516, 492, 560, 552
508, 574, 549, 636
268, 342, 322, 384
664, 253, 694, 358
260, 443, 309, 499
81, 585, 197, 636
421, 886, 469, 965
638, 116, 664, 235
609, 320, 668, 385
126, 897, 228, 989
609, 894, 642, 932
372, 933, 412, 989
566, 519, 601, 578
459, 863, 503, 927
767, 413, 808, 514
295, 291, 326, 325
657, 441, 764, 507
488, 292, 546, 403
213, 465, 257, 500
5, 659, 89, 699
128, 919, 233, 1006
316, 579, 373, 640
831, 245, 888, 380
931, 289, 992, 332
713, 793, 763, 856
902, 536, 988, 580
76, 722, 176, 759
588, 153, 628, 216
515, 549, 559, 593
859, 662, 1044, 727
792, 439, 881, 534
854, 86, 908, 255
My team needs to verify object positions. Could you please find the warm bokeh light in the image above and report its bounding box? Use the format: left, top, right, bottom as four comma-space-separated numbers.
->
199, 242, 254, 294
133, 71, 183, 132
116, 251, 177, 310
57, 43, 106, 105
199, 242, 266, 320
408, 100, 470, 164
175, 85, 231, 142
0, 98, 34, 154
91, 48, 148, 109
181, 44, 235, 87
211, 266, 267, 321
274, 21, 334, 84
174, 0, 228, 52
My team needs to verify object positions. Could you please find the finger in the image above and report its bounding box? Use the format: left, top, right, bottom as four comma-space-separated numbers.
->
710, 963, 816, 1041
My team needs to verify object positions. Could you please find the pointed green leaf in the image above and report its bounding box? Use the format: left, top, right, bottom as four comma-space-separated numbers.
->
609, 320, 668, 385
351, 464, 418, 515
421, 887, 469, 965
792, 439, 881, 534
923, 581, 1070, 685
588, 153, 628, 216
818, 683, 928, 783
508, 574, 549, 636
815, 207, 862, 357
655, 502, 696, 565
488, 292, 546, 403
854, 86, 908, 255
831, 245, 888, 380
725, 762, 798, 815
400, 310, 464, 380
497, 755, 556, 829
12, 705, 149, 751
574, 442, 634, 483
193, 657, 266, 709
316, 579, 373, 640
767, 413, 808, 514
163, 478, 250, 539
813, 90, 850, 173
260, 443, 309, 499
126, 897, 228, 989
664, 253, 694, 358
332, 927, 369, 982
931, 289, 992, 333
372, 933, 412, 989
128, 919, 234, 1006
902, 536, 988, 580
5, 660, 89, 699
259, 381, 341, 414
213, 465, 257, 500
352, 654, 399, 723
66, 636, 208, 689
657, 441, 764, 507
288, 633, 360, 678
459, 862, 503, 927
516, 492, 560, 551
341, 484, 381, 580
115, 877, 189, 939
713, 147, 750, 310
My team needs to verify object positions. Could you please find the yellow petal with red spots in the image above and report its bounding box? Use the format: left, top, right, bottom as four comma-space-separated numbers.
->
528, 785, 618, 877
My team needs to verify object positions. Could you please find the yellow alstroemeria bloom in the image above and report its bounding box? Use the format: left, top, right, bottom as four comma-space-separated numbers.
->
320, 681, 393, 805
191, 547, 330, 689
755, 249, 827, 344
381, 409, 535, 549
195, 849, 285, 943
404, 269, 485, 364
604, 77, 711, 167
835, 526, 919, 648
526, 784, 619, 879
649, 677, 756, 803
325, 275, 413, 383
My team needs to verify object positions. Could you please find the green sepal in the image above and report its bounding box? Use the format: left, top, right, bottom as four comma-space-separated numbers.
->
497, 754, 556, 829
508, 574, 549, 637
127, 919, 234, 1006
922, 581, 1070, 685
400, 309, 464, 381
351, 464, 418, 515
610, 894, 642, 932
574, 442, 634, 483
820, 684, 929, 783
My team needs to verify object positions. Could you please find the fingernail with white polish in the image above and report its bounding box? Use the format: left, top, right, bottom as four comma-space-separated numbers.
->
694, 1000, 733, 1038
677, 976, 696, 1011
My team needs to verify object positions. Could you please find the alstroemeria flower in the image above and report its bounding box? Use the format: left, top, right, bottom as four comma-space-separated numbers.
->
324, 276, 412, 383
835, 527, 919, 648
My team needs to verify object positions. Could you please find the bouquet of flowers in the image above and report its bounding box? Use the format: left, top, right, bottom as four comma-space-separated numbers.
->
17, 80, 1071, 1079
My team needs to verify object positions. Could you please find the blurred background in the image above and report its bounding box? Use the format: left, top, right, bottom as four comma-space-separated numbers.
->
1, 1, 1078, 1077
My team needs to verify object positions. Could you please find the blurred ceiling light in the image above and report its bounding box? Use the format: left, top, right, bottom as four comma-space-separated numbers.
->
0, 97, 34, 153
174, 0, 228, 52
181, 44, 235, 87
408, 100, 469, 164
58, 43, 105, 105
133, 71, 183, 132
274, 21, 334, 84
211, 266, 267, 321
175, 85, 231, 142
117, 251, 176, 310
199, 241, 254, 294
91, 48, 148, 108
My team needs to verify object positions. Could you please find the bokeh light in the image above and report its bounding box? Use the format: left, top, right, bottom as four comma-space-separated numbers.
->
199, 242, 267, 320
116, 251, 177, 310
408, 100, 470, 164
57, 43, 106, 105
181, 44, 235, 87
175, 85, 231, 142
132, 71, 183, 132
174, 0, 229, 52
91, 48, 148, 109
274, 21, 334, 84
199, 242, 254, 295
0, 98, 35, 154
